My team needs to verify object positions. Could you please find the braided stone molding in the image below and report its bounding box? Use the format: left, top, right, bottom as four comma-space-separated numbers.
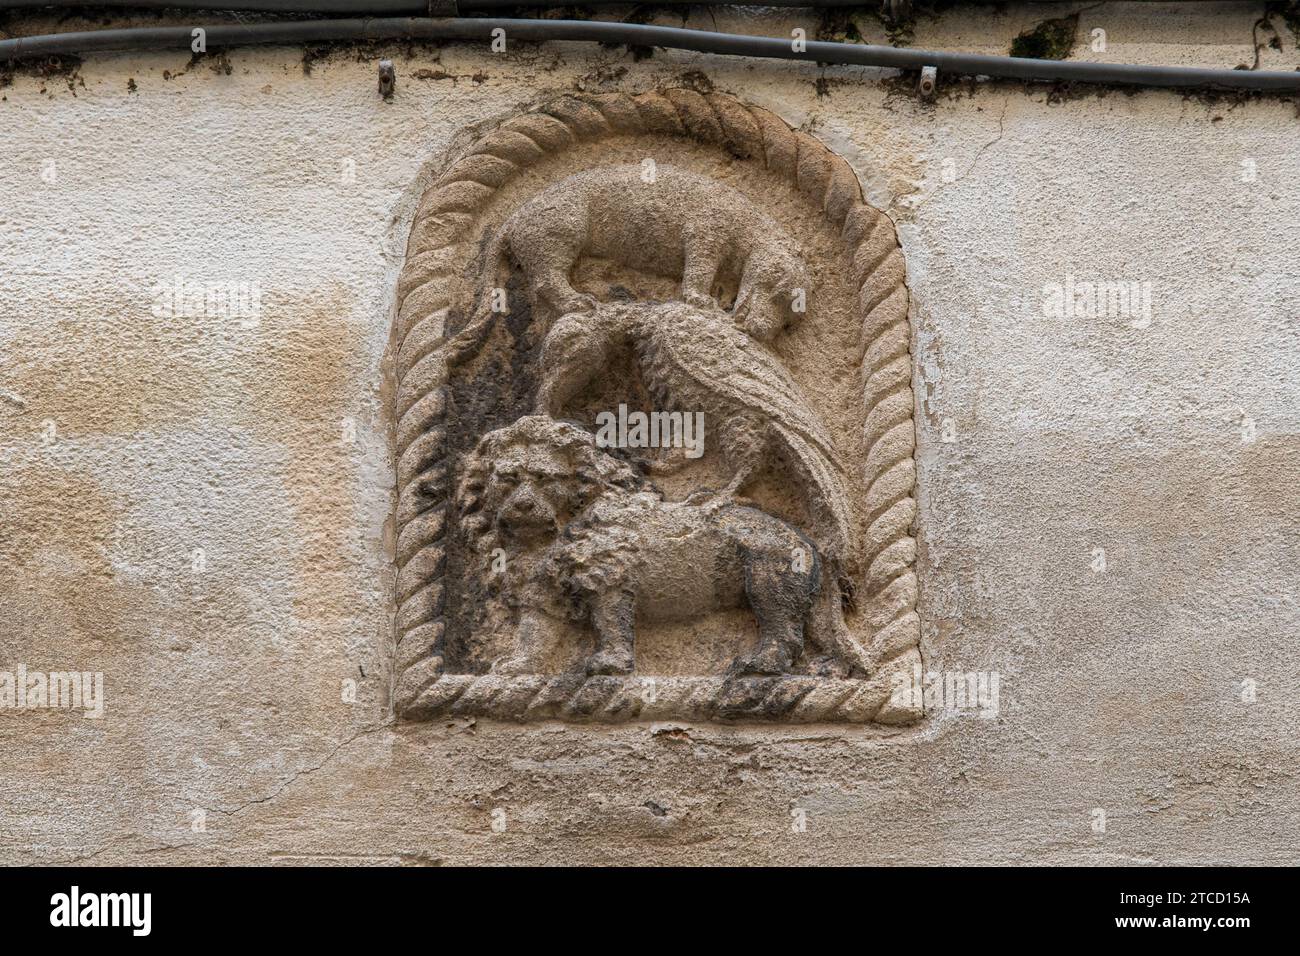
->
403, 673, 899, 724
390, 89, 919, 723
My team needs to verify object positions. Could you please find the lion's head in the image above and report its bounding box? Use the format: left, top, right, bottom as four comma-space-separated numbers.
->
457, 416, 645, 553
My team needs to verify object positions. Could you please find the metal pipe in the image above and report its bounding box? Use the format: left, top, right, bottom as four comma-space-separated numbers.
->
0, 0, 865, 8
2, 17, 1297, 92
0, 0, 1260, 9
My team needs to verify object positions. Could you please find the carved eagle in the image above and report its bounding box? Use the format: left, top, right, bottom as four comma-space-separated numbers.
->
536, 301, 855, 569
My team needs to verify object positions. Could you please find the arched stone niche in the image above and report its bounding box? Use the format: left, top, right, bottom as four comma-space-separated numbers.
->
389, 90, 921, 725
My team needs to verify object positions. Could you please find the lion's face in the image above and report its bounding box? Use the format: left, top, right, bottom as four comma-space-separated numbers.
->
478, 442, 583, 544
457, 416, 644, 551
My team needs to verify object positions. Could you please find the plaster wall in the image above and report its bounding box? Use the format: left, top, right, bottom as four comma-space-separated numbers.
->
2, 3, 1298, 864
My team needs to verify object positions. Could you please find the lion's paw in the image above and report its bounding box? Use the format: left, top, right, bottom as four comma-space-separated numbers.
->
730, 646, 793, 677
586, 648, 634, 676
806, 654, 850, 679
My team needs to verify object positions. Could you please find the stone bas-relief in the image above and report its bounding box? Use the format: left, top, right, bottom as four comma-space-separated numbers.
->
485, 164, 807, 333
390, 91, 921, 725
458, 412, 853, 680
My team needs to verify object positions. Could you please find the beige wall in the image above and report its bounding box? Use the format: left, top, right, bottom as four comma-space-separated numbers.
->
2, 4, 1298, 863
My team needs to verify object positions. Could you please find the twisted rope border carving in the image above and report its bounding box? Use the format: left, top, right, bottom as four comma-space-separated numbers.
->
407, 674, 899, 724
390, 90, 920, 724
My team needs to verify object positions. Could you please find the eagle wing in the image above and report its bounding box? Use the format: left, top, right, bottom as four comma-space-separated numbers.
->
640, 304, 855, 561
646, 307, 843, 465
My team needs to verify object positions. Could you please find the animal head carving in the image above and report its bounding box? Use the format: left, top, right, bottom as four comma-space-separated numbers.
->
734, 243, 810, 342
456, 416, 644, 550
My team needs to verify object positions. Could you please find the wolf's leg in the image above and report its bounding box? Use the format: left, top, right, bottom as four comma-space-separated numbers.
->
585, 589, 636, 676
680, 230, 727, 309
510, 224, 594, 316
534, 277, 598, 317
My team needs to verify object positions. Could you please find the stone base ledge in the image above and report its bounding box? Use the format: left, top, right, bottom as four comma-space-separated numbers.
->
399, 649, 923, 725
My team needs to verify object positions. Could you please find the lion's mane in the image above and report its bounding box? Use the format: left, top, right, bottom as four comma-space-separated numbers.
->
455, 416, 653, 612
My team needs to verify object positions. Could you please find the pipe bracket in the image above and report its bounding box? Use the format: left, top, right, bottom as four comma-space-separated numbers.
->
918, 64, 937, 99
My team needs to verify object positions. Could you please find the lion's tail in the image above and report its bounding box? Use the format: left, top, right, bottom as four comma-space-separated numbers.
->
807, 557, 875, 677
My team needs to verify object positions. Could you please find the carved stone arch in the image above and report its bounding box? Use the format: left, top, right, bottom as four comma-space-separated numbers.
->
389, 89, 921, 725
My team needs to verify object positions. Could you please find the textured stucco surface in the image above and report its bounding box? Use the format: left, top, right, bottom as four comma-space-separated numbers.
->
2, 4, 1299, 864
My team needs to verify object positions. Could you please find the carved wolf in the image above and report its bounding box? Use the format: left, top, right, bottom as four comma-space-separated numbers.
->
446, 165, 808, 363
456, 416, 873, 678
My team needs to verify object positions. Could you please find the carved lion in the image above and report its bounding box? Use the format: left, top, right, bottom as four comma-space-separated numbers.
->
456, 415, 868, 678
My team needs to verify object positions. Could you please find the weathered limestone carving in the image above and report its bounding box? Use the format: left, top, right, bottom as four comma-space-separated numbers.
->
479, 164, 807, 329
457, 414, 849, 680
390, 90, 921, 724
536, 300, 855, 572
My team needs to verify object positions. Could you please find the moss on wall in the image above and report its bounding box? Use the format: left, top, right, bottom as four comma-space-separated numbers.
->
1009, 14, 1078, 60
